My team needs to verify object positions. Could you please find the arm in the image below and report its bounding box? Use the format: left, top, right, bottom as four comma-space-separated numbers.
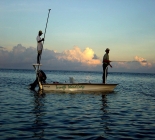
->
103, 59, 112, 68
37, 38, 44, 43
103, 54, 112, 67
109, 63, 112, 68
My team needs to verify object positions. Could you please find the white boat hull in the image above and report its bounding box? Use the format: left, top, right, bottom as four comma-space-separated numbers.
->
31, 64, 118, 93
41, 83, 118, 92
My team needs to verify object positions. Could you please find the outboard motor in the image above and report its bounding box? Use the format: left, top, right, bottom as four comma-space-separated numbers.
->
38, 70, 46, 83
29, 70, 47, 90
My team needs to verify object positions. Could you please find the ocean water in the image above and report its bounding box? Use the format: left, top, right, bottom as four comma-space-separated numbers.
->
0, 69, 155, 140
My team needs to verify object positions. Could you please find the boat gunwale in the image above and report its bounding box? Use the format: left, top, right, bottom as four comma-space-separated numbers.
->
42, 83, 118, 86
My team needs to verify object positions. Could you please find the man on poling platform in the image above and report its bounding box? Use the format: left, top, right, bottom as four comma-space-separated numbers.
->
36, 30, 44, 64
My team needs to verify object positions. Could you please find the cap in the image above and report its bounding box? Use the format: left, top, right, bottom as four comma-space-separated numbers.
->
39, 30, 43, 34
105, 48, 110, 52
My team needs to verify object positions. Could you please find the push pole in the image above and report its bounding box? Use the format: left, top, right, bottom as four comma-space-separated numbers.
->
39, 9, 51, 63
43, 9, 51, 45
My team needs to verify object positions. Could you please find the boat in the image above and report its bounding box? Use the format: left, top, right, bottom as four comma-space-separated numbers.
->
30, 64, 118, 92
42, 83, 117, 92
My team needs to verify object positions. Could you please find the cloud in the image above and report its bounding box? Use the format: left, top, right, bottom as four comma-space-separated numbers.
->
0, 44, 155, 73
0, 44, 102, 71
0, 44, 36, 68
0, 46, 5, 49
57, 46, 101, 66
134, 56, 152, 67
110, 56, 154, 73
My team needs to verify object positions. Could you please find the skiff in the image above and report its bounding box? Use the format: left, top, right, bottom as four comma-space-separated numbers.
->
31, 64, 118, 92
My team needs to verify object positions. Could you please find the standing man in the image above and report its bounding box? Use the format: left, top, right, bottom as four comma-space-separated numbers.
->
36, 30, 44, 64
102, 48, 112, 84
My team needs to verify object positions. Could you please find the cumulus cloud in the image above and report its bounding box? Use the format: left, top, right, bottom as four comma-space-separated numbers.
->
111, 56, 154, 73
0, 44, 101, 71
0, 46, 5, 49
57, 46, 101, 66
0, 44, 36, 68
134, 56, 152, 67
0, 44, 155, 73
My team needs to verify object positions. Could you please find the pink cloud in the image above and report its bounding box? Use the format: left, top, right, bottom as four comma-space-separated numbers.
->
0, 44, 155, 73
0, 44, 101, 71
134, 56, 152, 67
57, 46, 101, 66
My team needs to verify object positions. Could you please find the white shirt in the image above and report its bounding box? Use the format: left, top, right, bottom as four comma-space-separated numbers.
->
36, 35, 43, 51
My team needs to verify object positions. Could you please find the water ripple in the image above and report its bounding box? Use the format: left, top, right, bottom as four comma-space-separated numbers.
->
0, 70, 155, 139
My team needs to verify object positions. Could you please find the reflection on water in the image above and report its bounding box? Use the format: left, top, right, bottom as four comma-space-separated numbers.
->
101, 94, 108, 113
100, 94, 110, 137
1, 70, 155, 139
31, 90, 46, 139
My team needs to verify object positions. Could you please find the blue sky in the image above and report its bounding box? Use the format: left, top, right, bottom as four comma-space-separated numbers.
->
0, 0, 155, 73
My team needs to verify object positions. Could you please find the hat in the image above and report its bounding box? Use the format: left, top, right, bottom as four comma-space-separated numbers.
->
39, 30, 43, 34
105, 48, 110, 52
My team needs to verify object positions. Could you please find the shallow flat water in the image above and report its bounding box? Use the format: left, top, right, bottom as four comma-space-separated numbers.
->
0, 69, 155, 140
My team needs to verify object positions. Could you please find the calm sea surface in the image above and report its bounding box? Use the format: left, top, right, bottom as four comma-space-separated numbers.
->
0, 69, 155, 140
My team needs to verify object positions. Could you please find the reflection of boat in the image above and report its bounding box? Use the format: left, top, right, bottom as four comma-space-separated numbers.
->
31, 90, 45, 139
31, 64, 118, 92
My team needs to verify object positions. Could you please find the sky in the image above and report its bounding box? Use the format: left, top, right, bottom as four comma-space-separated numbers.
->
0, 0, 155, 73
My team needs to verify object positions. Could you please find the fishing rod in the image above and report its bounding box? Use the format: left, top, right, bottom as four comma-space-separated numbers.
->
111, 60, 147, 63
43, 9, 51, 45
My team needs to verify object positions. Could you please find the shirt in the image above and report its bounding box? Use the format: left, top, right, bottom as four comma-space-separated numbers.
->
36, 35, 43, 51
103, 53, 109, 64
